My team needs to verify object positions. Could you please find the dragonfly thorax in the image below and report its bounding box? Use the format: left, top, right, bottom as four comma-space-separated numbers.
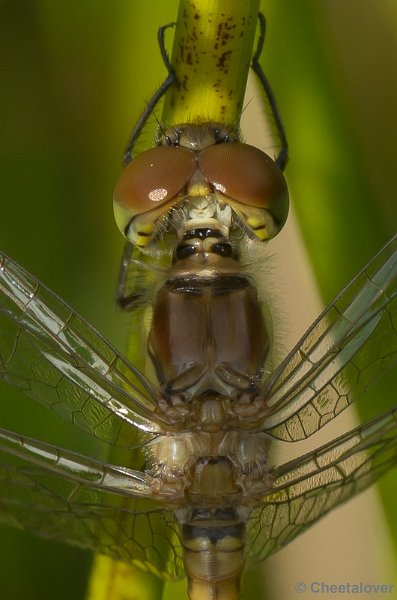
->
149, 429, 272, 502
148, 270, 269, 408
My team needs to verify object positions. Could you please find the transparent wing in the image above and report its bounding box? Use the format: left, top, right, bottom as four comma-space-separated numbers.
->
261, 234, 397, 441
0, 252, 161, 449
246, 406, 397, 564
0, 426, 183, 580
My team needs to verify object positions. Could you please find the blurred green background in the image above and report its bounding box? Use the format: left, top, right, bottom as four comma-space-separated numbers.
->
0, 1, 396, 599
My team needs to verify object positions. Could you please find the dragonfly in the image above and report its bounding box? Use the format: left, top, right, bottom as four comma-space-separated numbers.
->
0, 8, 397, 600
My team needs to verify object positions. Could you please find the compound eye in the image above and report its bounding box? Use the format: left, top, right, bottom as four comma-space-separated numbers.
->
113, 146, 196, 243
199, 142, 289, 239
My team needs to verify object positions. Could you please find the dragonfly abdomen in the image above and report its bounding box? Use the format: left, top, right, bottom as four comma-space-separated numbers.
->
178, 505, 247, 600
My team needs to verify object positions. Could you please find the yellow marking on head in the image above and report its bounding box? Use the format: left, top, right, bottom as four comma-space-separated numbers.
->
137, 222, 154, 234
188, 181, 211, 197
246, 217, 270, 240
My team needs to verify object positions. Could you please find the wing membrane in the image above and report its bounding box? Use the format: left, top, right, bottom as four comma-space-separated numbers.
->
0, 252, 161, 447
262, 235, 397, 441
247, 406, 397, 564
0, 427, 183, 579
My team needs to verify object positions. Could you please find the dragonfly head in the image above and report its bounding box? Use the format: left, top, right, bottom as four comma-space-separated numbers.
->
113, 123, 289, 252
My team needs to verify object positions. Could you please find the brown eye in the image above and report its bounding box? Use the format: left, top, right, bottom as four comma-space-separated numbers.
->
113, 146, 196, 238
198, 142, 289, 231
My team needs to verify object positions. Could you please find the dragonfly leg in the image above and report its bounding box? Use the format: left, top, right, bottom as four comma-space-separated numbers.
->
251, 13, 288, 171
123, 23, 176, 165
116, 242, 144, 309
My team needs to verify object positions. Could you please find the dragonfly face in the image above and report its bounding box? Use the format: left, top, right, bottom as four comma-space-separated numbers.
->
113, 123, 289, 249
